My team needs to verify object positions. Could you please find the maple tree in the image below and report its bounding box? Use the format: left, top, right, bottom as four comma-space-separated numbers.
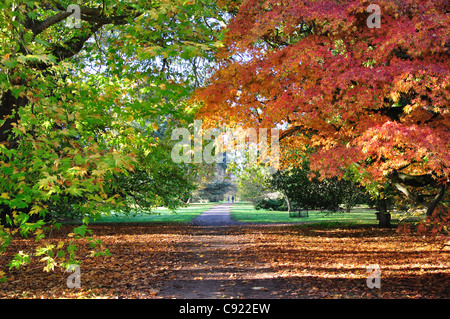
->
0, 0, 224, 276
196, 0, 449, 227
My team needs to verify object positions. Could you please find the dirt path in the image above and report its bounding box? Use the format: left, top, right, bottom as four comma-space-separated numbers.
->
191, 203, 241, 226
154, 225, 293, 299
155, 204, 285, 298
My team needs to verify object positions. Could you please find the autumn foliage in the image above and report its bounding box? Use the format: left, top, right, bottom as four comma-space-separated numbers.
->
1, 224, 448, 298
0, 0, 448, 298
0, 0, 223, 277
196, 0, 449, 218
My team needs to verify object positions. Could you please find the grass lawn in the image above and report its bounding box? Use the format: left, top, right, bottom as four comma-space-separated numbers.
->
230, 201, 379, 225
89, 201, 380, 225
89, 202, 216, 224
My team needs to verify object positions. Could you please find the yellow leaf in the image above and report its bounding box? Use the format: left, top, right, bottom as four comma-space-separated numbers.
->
0, 193, 10, 199
404, 104, 413, 114
30, 205, 42, 215
148, 8, 159, 20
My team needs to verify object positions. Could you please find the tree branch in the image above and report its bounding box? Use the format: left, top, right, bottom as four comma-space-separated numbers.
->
280, 125, 303, 141
279, 124, 319, 141
386, 170, 438, 188
31, 5, 104, 36
31, 11, 72, 36
394, 182, 418, 202
426, 184, 446, 216
390, 170, 446, 216
49, 23, 103, 62
33, 7, 141, 64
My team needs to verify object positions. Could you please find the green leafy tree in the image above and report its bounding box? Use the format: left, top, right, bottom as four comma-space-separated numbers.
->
270, 161, 370, 213
0, 0, 224, 277
237, 171, 269, 204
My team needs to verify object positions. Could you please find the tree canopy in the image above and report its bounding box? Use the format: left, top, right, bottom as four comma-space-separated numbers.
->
196, 0, 449, 218
0, 0, 448, 281
0, 0, 225, 274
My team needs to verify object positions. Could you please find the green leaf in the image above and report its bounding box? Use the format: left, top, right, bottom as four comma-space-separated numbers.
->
73, 225, 92, 238
9, 251, 30, 269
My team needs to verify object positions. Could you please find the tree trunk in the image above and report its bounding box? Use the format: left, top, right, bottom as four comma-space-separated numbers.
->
0, 84, 29, 226
0, 78, 28, 144
378, 210, 391, 228
376, 198, 392, 228
283, 191, 291, 213
0, 204, 11, 227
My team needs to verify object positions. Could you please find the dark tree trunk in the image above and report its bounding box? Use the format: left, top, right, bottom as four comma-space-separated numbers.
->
0, 78, 28, 144
0, 78, 30, 226
0, 204, 12, 227
378, 210, 391, 228
376, 198, 392, 228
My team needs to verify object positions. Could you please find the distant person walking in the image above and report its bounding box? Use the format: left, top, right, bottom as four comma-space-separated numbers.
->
231, 196, 234, 203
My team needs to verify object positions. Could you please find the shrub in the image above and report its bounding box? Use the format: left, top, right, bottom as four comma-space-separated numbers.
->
255, 198, 287, 211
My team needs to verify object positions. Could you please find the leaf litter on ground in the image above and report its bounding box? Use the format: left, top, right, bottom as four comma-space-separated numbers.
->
0, 224, 448, 299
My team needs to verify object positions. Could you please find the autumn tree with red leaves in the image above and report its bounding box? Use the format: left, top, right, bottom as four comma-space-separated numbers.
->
196, 0, 449, 227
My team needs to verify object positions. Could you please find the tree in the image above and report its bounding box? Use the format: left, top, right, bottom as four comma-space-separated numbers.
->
198, 179, 236, 202
237, 165, 272, 204
0, 0, 224, 275
270, 161, 370, 212
196, 0, 449, 226
237, 173, 268, 204
196, 154, 238, 202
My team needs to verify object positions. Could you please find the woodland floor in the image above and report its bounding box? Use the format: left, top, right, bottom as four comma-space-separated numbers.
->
0, 222, 449, 299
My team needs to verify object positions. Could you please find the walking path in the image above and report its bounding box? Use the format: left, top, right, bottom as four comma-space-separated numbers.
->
191, 203, 241, 226
156, 203, 296, 298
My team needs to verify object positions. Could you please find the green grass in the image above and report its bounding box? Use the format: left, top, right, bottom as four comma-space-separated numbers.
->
230, 201, 379, 225
81, 201, 379, 226
89, 203, 216, 224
